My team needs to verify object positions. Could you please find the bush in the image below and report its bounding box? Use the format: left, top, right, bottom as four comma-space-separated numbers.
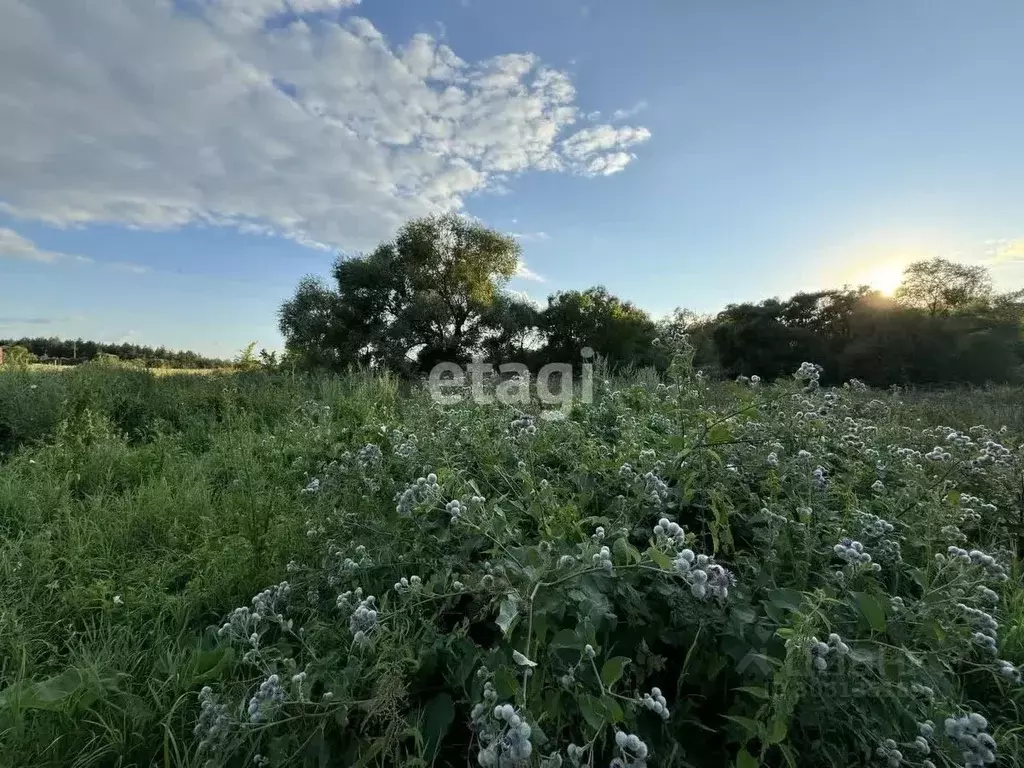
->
0, 350, 1021, 767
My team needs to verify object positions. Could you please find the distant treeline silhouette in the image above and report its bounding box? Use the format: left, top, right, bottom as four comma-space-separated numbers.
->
279, 214, 1024, 387
0, 337, 230, 369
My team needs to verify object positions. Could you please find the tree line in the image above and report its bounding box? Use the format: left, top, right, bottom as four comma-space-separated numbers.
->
279, 214, 1024, 387
0, 337, 231, 369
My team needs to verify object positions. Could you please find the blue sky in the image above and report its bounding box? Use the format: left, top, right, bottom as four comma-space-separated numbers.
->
2, 0, 1023, 358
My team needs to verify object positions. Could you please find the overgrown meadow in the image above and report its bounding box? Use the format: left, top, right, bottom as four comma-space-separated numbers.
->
1, 346, 1022, 768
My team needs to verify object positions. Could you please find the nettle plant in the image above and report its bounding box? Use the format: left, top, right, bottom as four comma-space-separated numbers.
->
190, 343, 1023, 768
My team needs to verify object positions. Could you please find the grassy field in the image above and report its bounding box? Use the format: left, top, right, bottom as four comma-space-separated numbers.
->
0, 359, 1022, 767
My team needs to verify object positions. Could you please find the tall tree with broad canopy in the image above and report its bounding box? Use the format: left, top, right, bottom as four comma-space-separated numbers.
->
541, 287, 659, 369
894, 257, 993, 315
279, 214, 522, 372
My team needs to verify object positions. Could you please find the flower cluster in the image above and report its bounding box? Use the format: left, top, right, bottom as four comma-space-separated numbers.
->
809, 632, 850, 671
975, 439, 1013, 467
794, 361, 823, 390
472, 695, 534, 767
394, 473, 440, 516
509, 413, 537, 439
944, 712, 997, 766
592, 546, 613, 573
346, 593, 378, 646
996, 659, 1021, 683
958, 603, 998, 655
833, 538, 879, 571
217, 582, 292, 651
446, 493, 485, 523
925, 446, 952, 462
811, 465, 828, 491
356, 442, 383, 470
652, 517, 686, 547
195, 686, 232, 758
945, 547, 1009, 582
673, 549, 734, 600
639, 686, 670, 720
247, 674, 286, 723
611, 730, 649, 768
393, 575, 423, 593
875, 738, 903, 768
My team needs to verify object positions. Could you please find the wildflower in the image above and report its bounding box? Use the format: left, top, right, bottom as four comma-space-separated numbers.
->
592, 546, 613, 573
766, 451, 779, 467
640, 686, 670, 720
247, 674, 285, 723
833, 538, 872, 566
112, 594, 123, 606
584, 644, 596, 659
944, 712, 996, 766
996, 659, 1021, 683
653, 517, 685, 546
612, 730, 649, 766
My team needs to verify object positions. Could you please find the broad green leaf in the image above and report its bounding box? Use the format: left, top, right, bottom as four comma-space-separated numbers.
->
734, 685, 770, 700
600, 657, 630, 689
735, 747, 759, 768
421, 693, 454, 762
493, 668, 519, 699
601, 695, 624, 723
766, 717, 788, 745
496, 594, 520, 636
647, 546, 673, 570
722, 715, 761, 738
578, 694, 605, 731
854, 592, 887, 633
549, 629, 581, 650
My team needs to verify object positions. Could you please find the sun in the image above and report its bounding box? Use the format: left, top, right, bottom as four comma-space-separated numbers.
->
862, 263, 905, 295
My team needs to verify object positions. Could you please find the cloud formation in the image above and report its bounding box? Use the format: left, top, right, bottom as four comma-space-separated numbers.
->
0, 0, 650, 252
514, 259, 545, 282
0, 228, 92, 265
987, 238, 1024, 263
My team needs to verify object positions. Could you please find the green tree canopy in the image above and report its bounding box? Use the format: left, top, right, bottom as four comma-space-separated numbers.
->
894, 257, 993, 315
540, 287, 658, 369
279, 214, 521, 373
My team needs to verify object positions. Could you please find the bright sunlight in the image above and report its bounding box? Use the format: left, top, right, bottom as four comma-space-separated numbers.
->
862, 262, 906, 294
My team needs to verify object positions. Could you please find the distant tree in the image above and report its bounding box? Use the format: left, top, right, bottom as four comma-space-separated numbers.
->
2, 344, 35, 369
279, 213, 521, 373
235, 342, 260, 372
259, 348, 279, 370
479, 293, 543, 364
540, 287, 659, 369
894, 258, 993, 316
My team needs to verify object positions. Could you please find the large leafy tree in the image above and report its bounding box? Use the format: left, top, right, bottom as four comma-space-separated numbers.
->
540, 287, 659, 369
279, 214, 521, 372
894, 257, 993, 315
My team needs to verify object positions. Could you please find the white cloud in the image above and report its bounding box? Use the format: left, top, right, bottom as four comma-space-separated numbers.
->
0, 226, 151, 273
0, 227, 92, 265
511, 231, 550, 242
985, 238, 1024, 263
503, 288, 544, 308
561, 126, 652, 176
611, 100, 648, 121
514, 259, 545, 282
0, 0, 650, 251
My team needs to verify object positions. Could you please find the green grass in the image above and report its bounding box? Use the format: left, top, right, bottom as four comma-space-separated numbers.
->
0, 361, 1021, 767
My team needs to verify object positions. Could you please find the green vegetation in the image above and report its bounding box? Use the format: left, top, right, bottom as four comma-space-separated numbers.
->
1, 347, 1022, 767
279, 216, 1024, 387
0, 337, 231, 370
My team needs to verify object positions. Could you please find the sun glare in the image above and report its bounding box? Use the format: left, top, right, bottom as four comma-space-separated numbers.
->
863, 263, 905, 295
